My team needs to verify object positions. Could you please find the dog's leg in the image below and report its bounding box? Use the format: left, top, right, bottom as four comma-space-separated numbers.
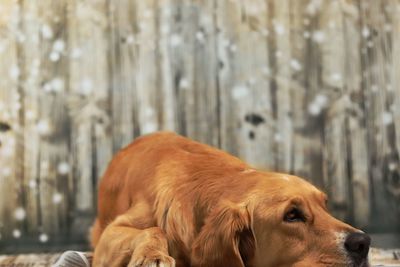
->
92, 212, 175, 267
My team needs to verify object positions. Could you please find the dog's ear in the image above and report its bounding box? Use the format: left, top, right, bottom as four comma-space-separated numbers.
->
191, 202, 256, 267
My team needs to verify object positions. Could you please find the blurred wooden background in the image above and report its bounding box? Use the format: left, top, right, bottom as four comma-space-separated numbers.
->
0, 0, 399, 250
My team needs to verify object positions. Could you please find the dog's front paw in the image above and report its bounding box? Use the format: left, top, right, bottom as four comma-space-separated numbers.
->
128, 250, 175, 267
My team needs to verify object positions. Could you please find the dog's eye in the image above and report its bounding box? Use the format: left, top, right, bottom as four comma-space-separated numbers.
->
284, 207, 306, 223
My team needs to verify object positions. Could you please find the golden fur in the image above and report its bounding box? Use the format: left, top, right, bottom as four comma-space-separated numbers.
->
91, 132, 365, 267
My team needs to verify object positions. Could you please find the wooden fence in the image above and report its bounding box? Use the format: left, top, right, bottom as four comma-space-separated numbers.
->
0, 0, 399, 249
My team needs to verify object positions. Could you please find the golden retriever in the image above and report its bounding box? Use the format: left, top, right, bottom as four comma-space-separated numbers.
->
91, 132, 370, 267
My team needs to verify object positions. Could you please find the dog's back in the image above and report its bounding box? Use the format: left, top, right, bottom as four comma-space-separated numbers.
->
90, 131, 249, 248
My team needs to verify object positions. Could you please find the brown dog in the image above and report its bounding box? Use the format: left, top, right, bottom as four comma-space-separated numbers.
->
91, 132, 370, 267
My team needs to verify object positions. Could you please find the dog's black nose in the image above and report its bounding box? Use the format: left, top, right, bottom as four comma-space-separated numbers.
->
345, 232, 371, 260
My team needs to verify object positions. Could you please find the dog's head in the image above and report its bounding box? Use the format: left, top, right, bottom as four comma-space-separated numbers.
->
192, 172, 370, 267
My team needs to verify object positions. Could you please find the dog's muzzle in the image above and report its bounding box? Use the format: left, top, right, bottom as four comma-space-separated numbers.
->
344, 232, 371, 266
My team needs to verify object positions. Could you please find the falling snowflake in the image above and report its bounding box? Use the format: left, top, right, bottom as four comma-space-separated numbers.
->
70, 48, 82, 59
12, 229, 21, 239
222, 38, 230, 48
9, 65, 20, 80
388, 162, 397, 171
274, 133, 282, 143
160, 25, 170, 35
381, 111, 393, 125
245, 2, 261, 16
143, 106, 155, 117
314, 94, 328, 107
312, 31, 325, 43
0, 138, 15, 158
50, 78, 64, 92
308, 94, 328, 116
370, 84, 378, 92
2, 111, 11, 122
162, 6, 172, 17
142, 122, 158, 134
30, 65, 39, 77
305, 0, 322, 15
230, 43, 237, 53
200, 15, 213, 28
384, 24, 392, 32
28, 179, 37, 189
179, 79, 190, 90
44, 78, 64, 93
328, 21, 336, 29
1, 167, 11, 177
232, 85, 249, 100
261, 66, 270, 76
362, 27, 370, 38
39, 233, 49, 243
330, 73, 342, 82
57, 162, 70, 175
126, 35, 134, 44
14, 207, 26, 221
274, 23, 285, 35
17, 33, 26, 43
248, 77, 257, 86
41, 160, 50, 173
13, 101, 21, 112
308, 102, 321, 116
52, 193, 63, 204
290, 59, 302, 71
260, 29, 269, 37
170, 34, 182, 47
53, 39, 65, 52
196, 31, 205, 43
43, 82, 52, 92
143, 9, 153, 19
80, 78, 94, 95
303, 31, 311, 39
41, 24, 53, 39
36, 119, 52, 136
49, 51, 60, 62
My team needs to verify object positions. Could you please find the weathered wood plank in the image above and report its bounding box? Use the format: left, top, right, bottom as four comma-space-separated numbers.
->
107, 0, 138, 151
157, 0, 178, 133
173, 0, 219, 146
35, 0, 71, 236
272, 0, 292, 172
341, 0, 370, 228
217, 0, 274, 168
19, 0, 41, 236
67, 0, 112, 215
359, 0, 398, 230
135, 0, 160, 136
392, 0, 400, 165
301, 0, 325, 189
320, 0, 351, 221
289, 0, 310, 179
387, 0, 400, 230
0, 0, 25, 240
